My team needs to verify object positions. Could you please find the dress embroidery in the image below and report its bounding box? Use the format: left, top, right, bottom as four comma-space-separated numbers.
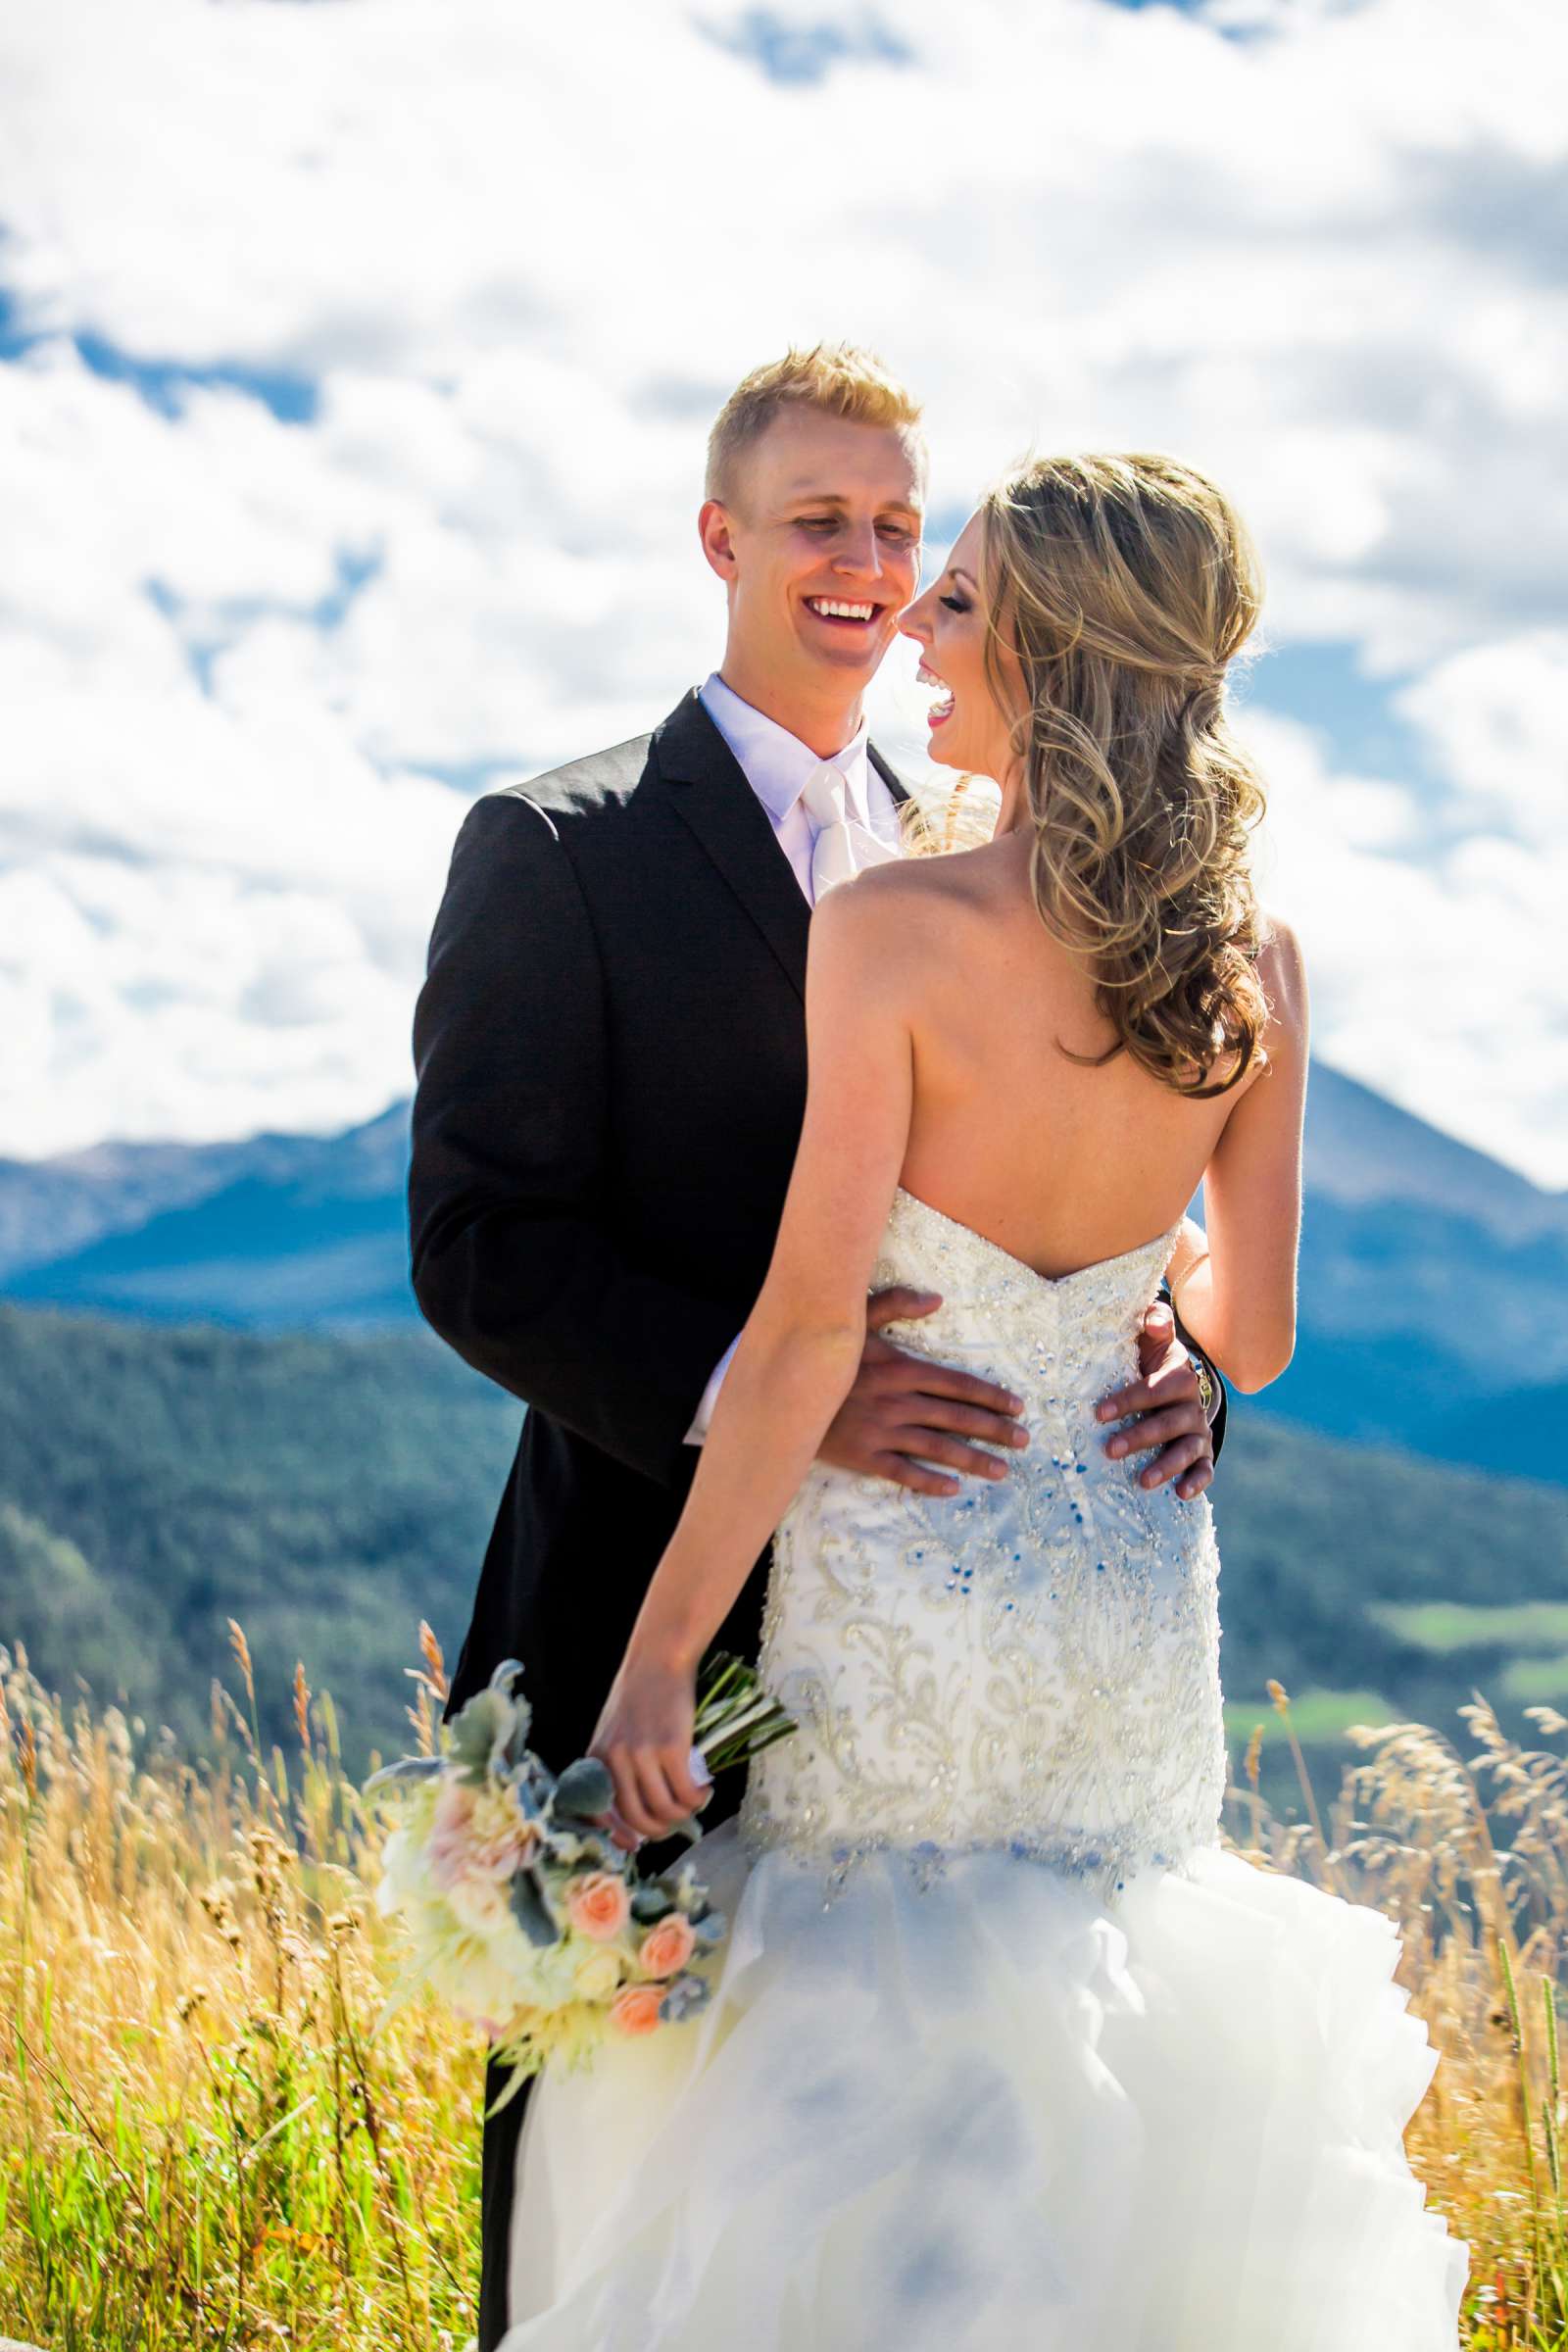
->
741, 1189, 1226, 1900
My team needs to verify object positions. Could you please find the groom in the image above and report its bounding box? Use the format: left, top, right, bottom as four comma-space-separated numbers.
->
409, 344, 1224, 2347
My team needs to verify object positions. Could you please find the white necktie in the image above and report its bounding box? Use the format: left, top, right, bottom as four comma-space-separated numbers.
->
800, 761, 902, 903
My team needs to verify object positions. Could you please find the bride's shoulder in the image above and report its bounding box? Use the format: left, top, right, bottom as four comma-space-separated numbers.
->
804, 856, 983, 1019
814, 843, 994, 947
1253, 911, 1308, 1023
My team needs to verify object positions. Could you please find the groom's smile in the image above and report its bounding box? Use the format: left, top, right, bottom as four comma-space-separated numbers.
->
799, 588, 895, 647
804, 596, 880, 624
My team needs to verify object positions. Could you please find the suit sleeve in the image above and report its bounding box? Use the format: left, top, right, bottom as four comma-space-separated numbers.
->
409, 793, 740, 1486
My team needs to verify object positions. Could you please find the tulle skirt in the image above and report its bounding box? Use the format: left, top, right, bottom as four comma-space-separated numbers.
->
501, 1825, 1467, 2350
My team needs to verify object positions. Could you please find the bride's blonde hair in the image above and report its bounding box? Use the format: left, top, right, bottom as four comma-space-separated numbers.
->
979, 452, 1269, 1097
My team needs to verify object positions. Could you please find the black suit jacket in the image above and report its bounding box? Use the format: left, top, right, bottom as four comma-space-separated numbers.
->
410, 688, 912, 1758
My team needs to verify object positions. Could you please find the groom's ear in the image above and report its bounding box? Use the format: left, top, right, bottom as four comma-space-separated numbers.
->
698, 499, 740, 584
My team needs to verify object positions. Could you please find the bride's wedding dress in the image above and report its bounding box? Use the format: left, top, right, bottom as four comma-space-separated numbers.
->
502, 1189, 1468, 2349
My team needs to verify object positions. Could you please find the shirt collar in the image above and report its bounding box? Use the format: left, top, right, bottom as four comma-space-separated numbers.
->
699, 672, 872, 827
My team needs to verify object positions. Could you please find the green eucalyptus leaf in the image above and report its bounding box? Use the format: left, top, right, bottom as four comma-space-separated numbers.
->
510, 1870, 560, 1950
447, 1689, 514, 1778
553, 1756, 614, 1819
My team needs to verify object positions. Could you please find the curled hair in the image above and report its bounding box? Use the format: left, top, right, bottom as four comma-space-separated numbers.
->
979, 452, 1269, 1097
706, 342, 925, 505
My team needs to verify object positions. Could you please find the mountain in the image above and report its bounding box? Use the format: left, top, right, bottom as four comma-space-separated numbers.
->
0, 1104, 413, 1325
0, 1105, 409, 1279
2, 1066, 1563, 1477
1, 1299, 1563, 1794
1416, 1379, 1568, 1484
1297, 1062, 1568, 1247
1251, 1190, 1568, 1458
1247, 1074, 1568, 1468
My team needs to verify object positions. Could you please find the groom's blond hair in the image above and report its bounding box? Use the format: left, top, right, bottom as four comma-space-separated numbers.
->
706, 343, 925, 506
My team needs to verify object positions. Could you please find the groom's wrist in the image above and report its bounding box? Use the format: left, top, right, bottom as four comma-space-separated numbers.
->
1188, 1348, 1218, 1423
1160, 1280, 1221, 1426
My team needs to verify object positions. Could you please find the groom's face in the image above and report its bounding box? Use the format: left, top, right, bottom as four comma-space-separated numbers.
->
701, 408, 924, 700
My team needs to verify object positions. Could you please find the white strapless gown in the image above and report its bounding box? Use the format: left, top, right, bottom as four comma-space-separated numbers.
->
502, 1190, 1468, 2349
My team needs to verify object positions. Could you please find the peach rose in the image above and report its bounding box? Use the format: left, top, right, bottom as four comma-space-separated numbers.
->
564, 1870, 631, 1942
638, 1913, 697, 1980
610, 1984, 665, 2037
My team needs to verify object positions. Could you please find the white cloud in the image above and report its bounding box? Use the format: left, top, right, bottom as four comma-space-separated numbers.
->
0, 0, 1564, 1177
1242, 705, 1566, 1186
1396, 633, 1568, 849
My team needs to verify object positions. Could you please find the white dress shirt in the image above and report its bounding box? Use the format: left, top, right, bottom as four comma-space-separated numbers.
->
698, 671, 902, 885
683, 673, 905, 1444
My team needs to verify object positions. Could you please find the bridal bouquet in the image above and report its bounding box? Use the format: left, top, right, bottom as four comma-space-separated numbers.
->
368, 1653, 794, 2103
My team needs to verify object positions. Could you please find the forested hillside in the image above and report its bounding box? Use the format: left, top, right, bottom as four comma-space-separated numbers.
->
0, 1303, 516, 1767
2, 1299, 1564, 1786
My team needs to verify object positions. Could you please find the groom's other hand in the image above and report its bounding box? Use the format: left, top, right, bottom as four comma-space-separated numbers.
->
819, 1288, 1029, 1498
1095, 1303, 1214, 1501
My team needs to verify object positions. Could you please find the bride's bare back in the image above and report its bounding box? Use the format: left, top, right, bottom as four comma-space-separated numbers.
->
803, 829, 1307, 1395
896, 830, 1248, 1274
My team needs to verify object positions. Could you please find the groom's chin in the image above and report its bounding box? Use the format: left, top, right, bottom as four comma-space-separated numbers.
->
797, 621, 896, 680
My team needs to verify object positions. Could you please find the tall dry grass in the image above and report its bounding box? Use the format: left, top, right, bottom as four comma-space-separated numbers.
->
1, 1625, 480, 2351
1225, 1682, 1568, 2346
5, 1633, 1568, 2347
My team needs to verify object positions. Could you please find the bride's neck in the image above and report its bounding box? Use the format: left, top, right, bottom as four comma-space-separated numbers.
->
991, 760, 1028, 838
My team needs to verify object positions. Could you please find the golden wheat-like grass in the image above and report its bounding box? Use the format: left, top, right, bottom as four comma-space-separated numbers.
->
1223, 1683, 1568, 2346
5, 1637, 1568, 2348
0, 1627, 478, 2351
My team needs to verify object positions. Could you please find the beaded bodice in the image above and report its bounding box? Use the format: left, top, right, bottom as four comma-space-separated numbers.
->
740, 1187, 1226, 1897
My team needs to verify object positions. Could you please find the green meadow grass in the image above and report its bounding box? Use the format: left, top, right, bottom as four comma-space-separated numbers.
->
1498, 1653, 1568, 1705
1373, 1601, 1568, 1656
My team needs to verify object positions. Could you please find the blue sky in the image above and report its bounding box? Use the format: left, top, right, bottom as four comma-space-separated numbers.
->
0, 0, 1563, 1183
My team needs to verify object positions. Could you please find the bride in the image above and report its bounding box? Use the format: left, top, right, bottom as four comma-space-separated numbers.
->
500, 454, 1468, 2348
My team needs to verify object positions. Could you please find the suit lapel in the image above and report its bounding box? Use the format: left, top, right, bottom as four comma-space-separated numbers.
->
869, 741, 910, 808
656, 691, 811, 1001
655, 688, 912, 1005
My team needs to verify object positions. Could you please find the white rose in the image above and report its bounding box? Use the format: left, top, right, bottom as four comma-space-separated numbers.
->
446, 1871, 510, 1936
573, 1948, 622, 2004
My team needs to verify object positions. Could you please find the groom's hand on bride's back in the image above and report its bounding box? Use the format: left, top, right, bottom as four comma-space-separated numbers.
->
1094, 1303, 1215, 1502
819, 1288, 1030, 1498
